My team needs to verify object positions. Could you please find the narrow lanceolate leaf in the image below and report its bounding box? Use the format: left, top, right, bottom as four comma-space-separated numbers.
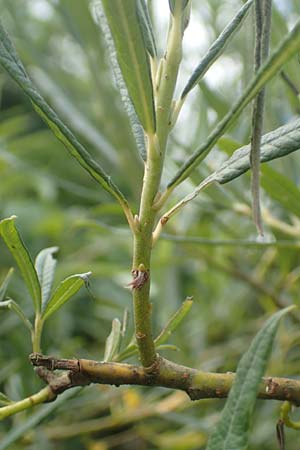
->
206, 306, 294, 450
250, 0, 273, 236
101, 0, 156, 133
42, 272, 92, 321
168, 18, 300, 190
0, 299, 33, 333
35, 247, 59, 312
155, 297, 193, 347
210, 118, 300, 185
136, 0, 157, 57
0, 22, 130, 215
181, 0, 254, 99
103, 318, 122, 362
0, 268, 14, 302
93, 2, 147, 160
0, 216, 41, 313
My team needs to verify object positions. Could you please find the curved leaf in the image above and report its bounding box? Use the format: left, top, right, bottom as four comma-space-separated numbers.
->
168, 18, 300, 189
100, 0, 156, 133
213, 118, 300, 184
0, 22, 131, 214
206, 306, 294, 450
0, 299, 33, 333
103, 318, 122, 362
0, 216, 41, 313
42, 272, 92, 321
35, 247, 59, 312
181, 0, 254, 99
155, 297, 193, 346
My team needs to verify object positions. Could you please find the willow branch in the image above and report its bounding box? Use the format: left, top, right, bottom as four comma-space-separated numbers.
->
29, 353, 300, 406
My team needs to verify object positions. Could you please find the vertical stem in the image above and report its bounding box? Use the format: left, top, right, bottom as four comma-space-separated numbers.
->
32, 314, 43, 353
132, 2, 186, 368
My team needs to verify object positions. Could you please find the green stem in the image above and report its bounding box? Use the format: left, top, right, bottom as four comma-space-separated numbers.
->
132, 2, 185, 368
0, 386, 53, 420
32, 314, 44, 353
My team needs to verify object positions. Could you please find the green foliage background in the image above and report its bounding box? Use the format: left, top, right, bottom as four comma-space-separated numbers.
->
0, 0, 300, 449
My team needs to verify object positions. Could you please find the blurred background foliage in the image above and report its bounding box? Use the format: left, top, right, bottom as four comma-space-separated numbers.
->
0, 0, 300, 449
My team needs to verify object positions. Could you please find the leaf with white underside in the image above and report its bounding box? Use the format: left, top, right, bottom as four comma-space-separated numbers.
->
35, 247, 58, 312
166, 118, 300, 218
103, 318, 122, 362
0, 216, 41, 313
168, 18, 300, 189
213, 118, 300, 185
0, 22, 131, 217
100, 0, 156, 133
181, 0, 254, 99
42, 272, 92, 321
206, 306, 294, 450
0, 268, 14, 302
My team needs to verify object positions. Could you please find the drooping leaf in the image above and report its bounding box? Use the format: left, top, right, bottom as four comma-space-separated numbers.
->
212, 118, 300, 185
0, 299, 33, 333
42, 272, 92, 321
0, 22, 131, 214
155, 297, 193, 346
100, 0, 156, 133
0, 216, 41, 313
0, 268, 14, 302
181, 0, 254, 99
103, 318, 122, 362
206, 306, 294, 450
250, 0, 273, 236
136, 0, 157, 57
168, 18, 300, 189
35, 247, 59, 312
261, 165, 300, 218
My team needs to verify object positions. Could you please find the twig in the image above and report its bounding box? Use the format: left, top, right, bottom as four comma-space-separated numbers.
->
29, 353, 300, 406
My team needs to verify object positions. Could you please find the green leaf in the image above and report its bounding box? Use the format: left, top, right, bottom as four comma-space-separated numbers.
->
0, 299, 33, 333
93, 2, 147, 160
168, 18, 300, 189
35, 247, 59, 312
0, 216, 41, 313
168, 0, 189, 14
211, 118, 300, 185
42, 272, 92, 321
103, 318, 122, 362
136, 0, 157, 57
181, 0, 254, 99
261, 165, 300, 218
206, 306, 294, 450
0, 393, 13, 407
100, 0, 156, 133
155, 297, 193, 346
0, 268, 14, 302
0, 22, 131, 214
